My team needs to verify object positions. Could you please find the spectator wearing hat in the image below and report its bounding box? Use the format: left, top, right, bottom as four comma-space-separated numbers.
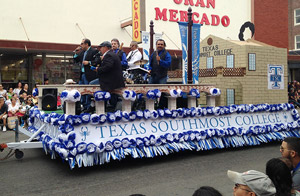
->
62, 79, 81, 115
281, 137, 300, 191
227, 170, 276, 196
73, 38, 98, 110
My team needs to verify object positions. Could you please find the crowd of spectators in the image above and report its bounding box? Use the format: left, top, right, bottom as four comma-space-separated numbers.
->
288, 81, 300, 108
0, 81, 36, 131
129, 137, 300, 196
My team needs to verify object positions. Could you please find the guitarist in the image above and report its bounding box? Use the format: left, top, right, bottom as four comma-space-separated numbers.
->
111, 38, 128, 70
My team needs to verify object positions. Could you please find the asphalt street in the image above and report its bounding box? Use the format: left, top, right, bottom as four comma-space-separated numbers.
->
0, 130, 281, 196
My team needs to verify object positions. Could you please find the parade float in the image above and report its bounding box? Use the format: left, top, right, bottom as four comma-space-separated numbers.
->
5, 83, 300, 169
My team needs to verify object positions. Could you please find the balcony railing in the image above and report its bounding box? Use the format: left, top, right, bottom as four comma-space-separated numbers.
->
198, 67, 246, 77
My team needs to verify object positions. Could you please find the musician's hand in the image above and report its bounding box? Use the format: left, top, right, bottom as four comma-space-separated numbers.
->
83, 61, 89, 65
156, 55, 160, 62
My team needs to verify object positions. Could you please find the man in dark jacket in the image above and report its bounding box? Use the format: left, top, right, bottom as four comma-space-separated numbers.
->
73, 38, 98, 110
96, 41, 125, 111
148, 39, 172, 84
96, 41, 125, 91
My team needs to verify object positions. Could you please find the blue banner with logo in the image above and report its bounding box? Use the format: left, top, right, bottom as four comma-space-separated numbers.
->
142, 31, 150, 70
192, 24, 202, 84
178, 22, 188, 84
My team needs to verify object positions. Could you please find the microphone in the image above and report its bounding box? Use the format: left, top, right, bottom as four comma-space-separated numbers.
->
73, 47, 82, 53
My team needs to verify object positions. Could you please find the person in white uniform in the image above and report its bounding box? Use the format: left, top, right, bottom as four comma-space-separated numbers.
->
126, 41, 142, 69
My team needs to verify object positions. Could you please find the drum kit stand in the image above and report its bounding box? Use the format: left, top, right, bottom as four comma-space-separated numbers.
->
123, 60, 149, 84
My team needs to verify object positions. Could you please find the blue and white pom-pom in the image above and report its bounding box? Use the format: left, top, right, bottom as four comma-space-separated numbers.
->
123, 90, 136, 101
170, 89, 183, 98
70, 89, 81, 102
64, 90, 81, 102
210, 88, 221, 96
60, 90, 68, 103
189, 89, 200, 98
94, 91, 111, 101
90, 114, 100, 124
32, 88, 38, 97
146, 89, 161, 99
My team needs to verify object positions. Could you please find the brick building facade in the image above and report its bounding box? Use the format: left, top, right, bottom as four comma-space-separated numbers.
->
253, 0, 289, 50
289, 0, 300, 51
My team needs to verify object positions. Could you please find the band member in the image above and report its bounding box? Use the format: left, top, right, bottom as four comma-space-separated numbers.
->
126, 41, 142, 69
111, 38, 128, 69
148, 39, 172, 110
148, 39, 172, 84
73, 38, 98, 111
96, 41, 125, 111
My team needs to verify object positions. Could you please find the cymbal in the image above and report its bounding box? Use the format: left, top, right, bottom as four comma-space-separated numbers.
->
134, 59, 148, 66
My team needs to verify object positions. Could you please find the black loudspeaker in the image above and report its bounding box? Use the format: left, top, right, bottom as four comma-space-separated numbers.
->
42, 88, 57, 111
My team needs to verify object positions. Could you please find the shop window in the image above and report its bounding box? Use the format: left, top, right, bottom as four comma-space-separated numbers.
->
296, 35, 300, 50
226, 55, 234, 68
248, 53, 256, 71
206, 57, 213, 69
295, 9, 300, 25
33, 54, 80, 85
226, 89, 235, 105
0, 54, 28, 87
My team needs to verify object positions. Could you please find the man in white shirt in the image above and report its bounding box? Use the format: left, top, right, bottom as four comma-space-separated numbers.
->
126, 41, 142, 69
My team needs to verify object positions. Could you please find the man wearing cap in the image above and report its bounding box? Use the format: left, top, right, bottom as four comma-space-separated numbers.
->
280, 137, 300, 191
96, 41, 125, 91
95, 41, 125, 111
227, 170, 276, 196
73, 38, 98, 111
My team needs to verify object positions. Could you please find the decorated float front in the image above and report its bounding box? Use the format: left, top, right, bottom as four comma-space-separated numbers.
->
21, 84, 300, 169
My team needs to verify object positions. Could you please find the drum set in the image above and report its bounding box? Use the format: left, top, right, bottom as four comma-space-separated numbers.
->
123, 60, 150, 84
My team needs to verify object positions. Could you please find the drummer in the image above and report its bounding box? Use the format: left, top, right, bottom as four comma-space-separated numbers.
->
126, 41, 142, 69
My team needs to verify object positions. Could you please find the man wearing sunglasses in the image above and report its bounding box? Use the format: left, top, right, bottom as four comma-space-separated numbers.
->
227, 170, 275, 196
280, 137, 300, 191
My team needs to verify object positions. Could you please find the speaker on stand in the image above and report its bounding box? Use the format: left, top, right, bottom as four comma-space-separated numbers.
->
42, 88, 57, 111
